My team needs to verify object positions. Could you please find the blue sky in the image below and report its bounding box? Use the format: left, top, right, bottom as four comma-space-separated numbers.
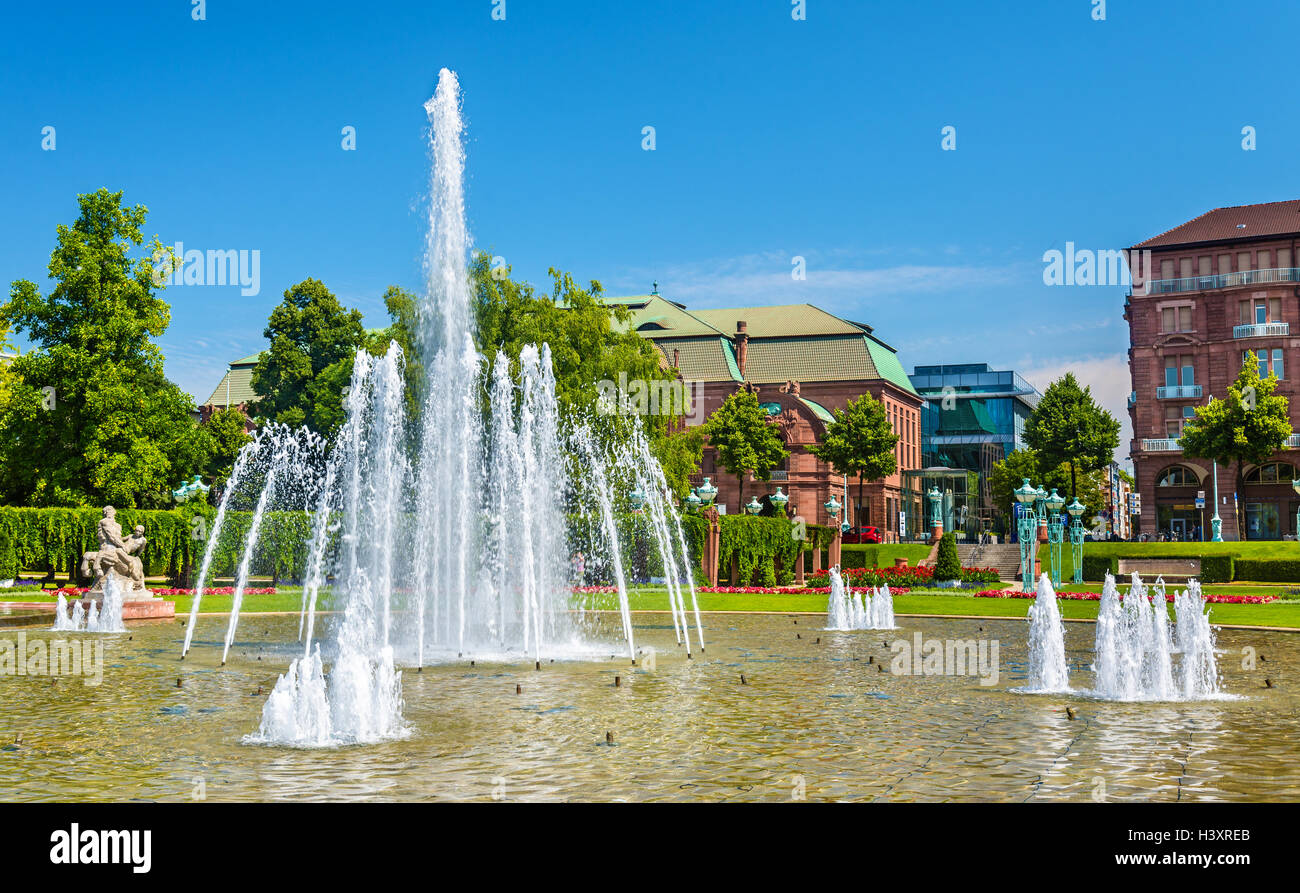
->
4, 0, 1300, 462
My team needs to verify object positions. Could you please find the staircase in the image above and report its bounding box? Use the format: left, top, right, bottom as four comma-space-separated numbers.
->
958, 543, 1024, 582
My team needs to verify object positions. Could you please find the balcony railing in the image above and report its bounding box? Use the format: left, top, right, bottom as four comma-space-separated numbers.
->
1142, 438, 1182, 452
1156, 384, 1202, 399
1127, 391, 1136, 407
1233, 322, 1290, 339
1287, 434, 1300, 449
1145, 267, 1300, 295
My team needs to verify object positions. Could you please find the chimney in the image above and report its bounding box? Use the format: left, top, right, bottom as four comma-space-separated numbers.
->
673, 348, 680, 369
735, 320, 749, 377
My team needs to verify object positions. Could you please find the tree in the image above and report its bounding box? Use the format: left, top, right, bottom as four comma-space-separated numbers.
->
203, 407, 252, 487
1180, 356, 1292, 539
701, 388, 788, 508
250, 278, 366, 436
989, 447, 1105, 531
470, 253, 700, 488
934, 531, 960, 582
1024, 372, 1120, 500
0, 189, 210, 507
808, 392, 899, 527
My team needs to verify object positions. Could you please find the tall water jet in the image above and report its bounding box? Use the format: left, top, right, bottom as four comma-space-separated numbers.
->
1173, 579, 1221, 698
1024, 573, 1070, 692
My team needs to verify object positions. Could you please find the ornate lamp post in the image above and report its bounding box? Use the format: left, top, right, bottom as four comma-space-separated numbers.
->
745, 496, 763, 515
769, 486, 789, 515
1205, 394, 1223, 542
697, 477, 717, 507
684, 489, 702, 513
628, 486, 647, 512
927, 485, 943, 541
1045, 488, 1066, 588
1013, 478, 1039, 593
1034, 484, 1049, 543
824, 494, 841, 524
1067, 497, 1086, 583
824, 494, 842, 568
1292, 478, 1300, 540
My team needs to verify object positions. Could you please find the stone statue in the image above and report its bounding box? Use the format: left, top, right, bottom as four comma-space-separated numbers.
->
80, 506, 151, 599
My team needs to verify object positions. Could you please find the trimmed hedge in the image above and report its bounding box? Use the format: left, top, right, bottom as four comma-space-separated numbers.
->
1232, 558, 1300, 582
1079, 551, 1237, 584
1200, 555, 1234, 584
1081, 555, 1117, 582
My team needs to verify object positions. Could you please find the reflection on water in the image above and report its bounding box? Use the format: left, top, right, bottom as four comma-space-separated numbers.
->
0, 614, 1296, 801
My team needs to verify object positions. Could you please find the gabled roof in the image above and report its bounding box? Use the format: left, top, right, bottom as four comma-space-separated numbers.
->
689, 304, 868, 338
203, 365, 259, 408
1134, 199, 1300, 249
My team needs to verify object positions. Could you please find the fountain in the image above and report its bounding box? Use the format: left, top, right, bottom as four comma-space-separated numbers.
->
53, 576, 126, 633
825, 566, 895, 631
1090, 572, 1221, 701
184, 67, 694, 747
1023, 573, 1070, 693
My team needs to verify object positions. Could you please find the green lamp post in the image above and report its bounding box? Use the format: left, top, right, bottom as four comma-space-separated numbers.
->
1013, 478, 1039, 593
1067, 498, 1086, 583
1045, 488, 1066, 588
824, 494, 841, 524
685, 489, 702, 512
927, 485, 943, 538
697, 477, 717, 507
745, 496, 763, 515
628, 486, 647, 512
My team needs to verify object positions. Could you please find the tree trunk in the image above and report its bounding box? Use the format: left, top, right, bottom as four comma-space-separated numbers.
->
858, 473, 865, 529
737, 473, 745, 512
1070, 462, 1077, 502
1235, 462, 1245, 541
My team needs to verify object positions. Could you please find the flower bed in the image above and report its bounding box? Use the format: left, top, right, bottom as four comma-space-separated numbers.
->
698, 585, 912, 596
975, 588, 1276, 605
50, 586, 278, 597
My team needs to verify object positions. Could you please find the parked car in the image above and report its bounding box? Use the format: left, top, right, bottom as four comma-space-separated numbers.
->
842, 525, 883, 544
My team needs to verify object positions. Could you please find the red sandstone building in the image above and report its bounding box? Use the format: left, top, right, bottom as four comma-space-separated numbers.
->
1126, 200, 1300, 540
611, 295, 923, 537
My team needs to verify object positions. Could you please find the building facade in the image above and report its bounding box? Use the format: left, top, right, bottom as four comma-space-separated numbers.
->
615, 295, 924, 537
908, 363, 1041, 535
1126, 199, 1300, 540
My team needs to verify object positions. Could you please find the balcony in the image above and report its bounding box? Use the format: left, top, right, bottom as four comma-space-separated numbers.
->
1233, 322, 1290, 339
1145, 267, 1300, 295
1142, 438, 1182, 452
1288, 434, 1300, 449
1155, 384, 1202, 399
1127, 391, 1136, 407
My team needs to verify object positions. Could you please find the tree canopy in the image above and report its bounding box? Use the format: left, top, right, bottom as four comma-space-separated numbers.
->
1180, 356, 1292, 538
989, 446, 1105, 529
0, 189, 210, 507
250, 278, 368, 436
701, 388, 788, 508
1024, 372, 1120, 500
808, 392, 898, 526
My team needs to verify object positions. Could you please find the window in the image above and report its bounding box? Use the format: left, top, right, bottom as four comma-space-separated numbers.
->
1157, 466, 1199, 487
1259, 249, 1272, 269
1161, 259, 1175, 280
1281, 248, 1293, 269
1164, 355, 1194, 386
1218, 253, 1233, 274
1246, 463, 1297, 484
1238, 251, 1251, 272
1199, 256, 1212, 276
1180, 258, 1193, 279
1243, 348, 1285, 378
1161, 305, 1193, 332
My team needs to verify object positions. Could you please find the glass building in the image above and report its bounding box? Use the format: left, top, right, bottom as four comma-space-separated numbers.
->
908, 363, 1042, 534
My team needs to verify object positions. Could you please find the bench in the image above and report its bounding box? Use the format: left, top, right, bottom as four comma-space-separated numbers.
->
1115, 558, 1201, 584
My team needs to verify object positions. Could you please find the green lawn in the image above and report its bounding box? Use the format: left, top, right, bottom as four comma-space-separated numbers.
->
6, 580, 1299, 629
1035, 539, 1300, 582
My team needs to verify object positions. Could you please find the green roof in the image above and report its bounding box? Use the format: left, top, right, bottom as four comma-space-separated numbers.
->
688, 304, 868, 338
862, 335, 920, 396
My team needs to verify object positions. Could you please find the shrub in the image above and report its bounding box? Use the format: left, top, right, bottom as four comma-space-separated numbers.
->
840, 545, 878, 569
934, 532, 960, 581
1232, 558, 1300, 583
1081, 554, 1117, 582
0, 526, 16, 580
1199, 554, 1234, 583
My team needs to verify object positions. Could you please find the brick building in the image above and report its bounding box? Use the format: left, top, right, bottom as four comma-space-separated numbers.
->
612, 294, 923, 537
1126, 200, 1300, 540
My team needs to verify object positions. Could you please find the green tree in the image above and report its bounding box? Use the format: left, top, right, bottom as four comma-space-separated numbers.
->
701, 388, 788, 508
250, 278, 366, 436
989, 447, 1105, 530
0, 189, 210, 507
1024, 372, 1120, 500
808, 392, 899, 528
934, 531, 960, 581
470, 253, 700, 487
1180, 356, 1292, 539
203, 407, 252, 486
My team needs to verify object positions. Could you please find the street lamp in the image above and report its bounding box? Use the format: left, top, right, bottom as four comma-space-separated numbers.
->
697, 477, 717, 507
1045, 488, 1066, 588
628, 486, 647, 512
1067, 498, 1086, 584
1013, 478, 1039, 593
1207, 394, 1223, 542
1292, 478, 1300, 540
745, 496, 763, 515
927, 485, 943, 538
770, 486, 789, 514
685, 489, 702, 512
824, 494, 841, 523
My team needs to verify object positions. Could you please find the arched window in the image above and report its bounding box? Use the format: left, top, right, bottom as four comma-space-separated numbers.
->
1244, 462, 1297, 484
1156, 465, 1200, 487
